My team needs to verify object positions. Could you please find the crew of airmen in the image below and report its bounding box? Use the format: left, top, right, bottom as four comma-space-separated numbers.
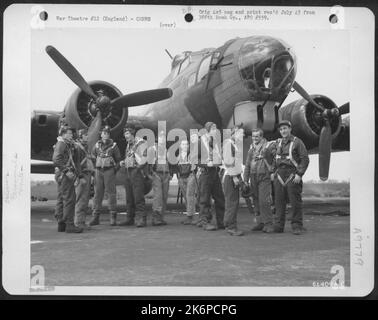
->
52, 120, 309, 236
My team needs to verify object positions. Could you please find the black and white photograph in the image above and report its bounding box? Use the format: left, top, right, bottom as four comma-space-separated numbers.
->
2, 4, 375, 297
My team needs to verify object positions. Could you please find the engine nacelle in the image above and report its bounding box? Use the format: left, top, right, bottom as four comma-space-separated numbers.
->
63, 80, 128, 138
279, 95, 341, 150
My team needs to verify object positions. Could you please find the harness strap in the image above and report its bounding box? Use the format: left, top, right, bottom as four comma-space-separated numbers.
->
277, 173, 294, 186
276, 137, 298, 168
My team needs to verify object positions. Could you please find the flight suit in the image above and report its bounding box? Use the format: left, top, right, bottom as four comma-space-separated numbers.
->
272, 135, 309, 231
90, 138, 121, 225
74, 140, 94, 226
197, 134, 225, 230
148, 144, 173, 226
52, 137, 81, 230
177, 151, 198, 224
222, 138, 244, 235
121, 137, 148, 227
243, 138, 275, 231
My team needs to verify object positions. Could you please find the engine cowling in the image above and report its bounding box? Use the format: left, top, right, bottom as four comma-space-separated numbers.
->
279, 95, 342, 150
63, 80, 128, 137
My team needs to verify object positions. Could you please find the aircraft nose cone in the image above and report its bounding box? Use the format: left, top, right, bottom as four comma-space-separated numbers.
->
238, 36, 297, 100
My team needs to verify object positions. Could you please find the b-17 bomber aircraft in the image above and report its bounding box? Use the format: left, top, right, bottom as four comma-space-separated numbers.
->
31, 35, 350, 182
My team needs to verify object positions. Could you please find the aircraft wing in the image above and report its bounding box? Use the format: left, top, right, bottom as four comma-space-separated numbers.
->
31, 161, 55, 174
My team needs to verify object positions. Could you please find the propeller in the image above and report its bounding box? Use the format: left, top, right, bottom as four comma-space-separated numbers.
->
338, 102, 349, 115
45, 46, 97, 99
293, 81, 350, 181
111, 88, 173, 109
87, 111, 102, 153
318, 120, 332, 180
46, 45, 173, 144
292, 81, 325, 113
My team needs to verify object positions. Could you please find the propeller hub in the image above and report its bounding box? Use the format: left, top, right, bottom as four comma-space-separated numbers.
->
322, 108, 339, 120
96, 95, 111, 109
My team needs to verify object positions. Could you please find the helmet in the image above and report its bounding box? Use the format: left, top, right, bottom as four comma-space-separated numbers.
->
101, 125, 111, 134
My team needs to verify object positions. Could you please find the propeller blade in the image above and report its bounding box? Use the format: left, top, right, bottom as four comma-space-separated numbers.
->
338, 102, 349, 115
293, 81, 325, 112
87, 111, 102, 152
45, 45, 97, 99
111, 88, 173, 109
318, 121, 332, 181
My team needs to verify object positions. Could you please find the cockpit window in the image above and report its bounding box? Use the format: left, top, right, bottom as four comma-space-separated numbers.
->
271, 55, 294, 90
187, 73, 196, 87
172, 64, 180, 78
180, 57, 190, 72
197, 55, 212, 82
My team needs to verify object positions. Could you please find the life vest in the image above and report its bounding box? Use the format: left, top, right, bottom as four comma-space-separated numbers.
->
249, 139, 272, 172
124, 137, 145, 168
95, 140, 117, 168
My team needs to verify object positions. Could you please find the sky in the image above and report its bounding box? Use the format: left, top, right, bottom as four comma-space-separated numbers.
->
31, 27, 350, 182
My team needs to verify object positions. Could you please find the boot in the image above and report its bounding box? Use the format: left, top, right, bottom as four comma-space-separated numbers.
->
135, 212, 147, 228
89, 212, 100, 226
263, 224, 275, 233
110, 212, 117, 226
273, 225, 284, 233
57, 221, 66, 232
76, 223, 91, 230
152, 211, 167, 226
203, 223, 217, 231
226, 228, 244, 236
65, 224, 83, 233
136, 214, 147, 228
251, 223, 264, 231
292, 225, 306, 235
118, 214, 135, 226
181, 215, 193, 225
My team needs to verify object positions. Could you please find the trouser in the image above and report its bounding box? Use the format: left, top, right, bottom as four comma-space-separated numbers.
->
152, 172, 170, 220
178, 173, 197, 216
93, 168, 117, 214
54, 172, 64, 221
274, 169, 303, 229
124, 168, 146, 220
55, 175, 76, 225
223, 175, 240, 230
249, 173, 273, 225
198, 167, 225, 226
74, 172, 91, 225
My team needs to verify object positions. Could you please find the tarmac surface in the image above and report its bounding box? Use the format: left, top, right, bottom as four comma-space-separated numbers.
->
31, 198, 350, 287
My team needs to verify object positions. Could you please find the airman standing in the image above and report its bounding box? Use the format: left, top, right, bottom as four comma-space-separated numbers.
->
243, 128, 275, 233
52, 126, 83, 233
177, 139, 198, 225
89, 126, 121, 226
197, 122, 225, 231
118, 124, 148, 227
74, 128, 94, 229
222, 125, 245, 236
148, 131, 173, 226
272, 120, 309, 235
